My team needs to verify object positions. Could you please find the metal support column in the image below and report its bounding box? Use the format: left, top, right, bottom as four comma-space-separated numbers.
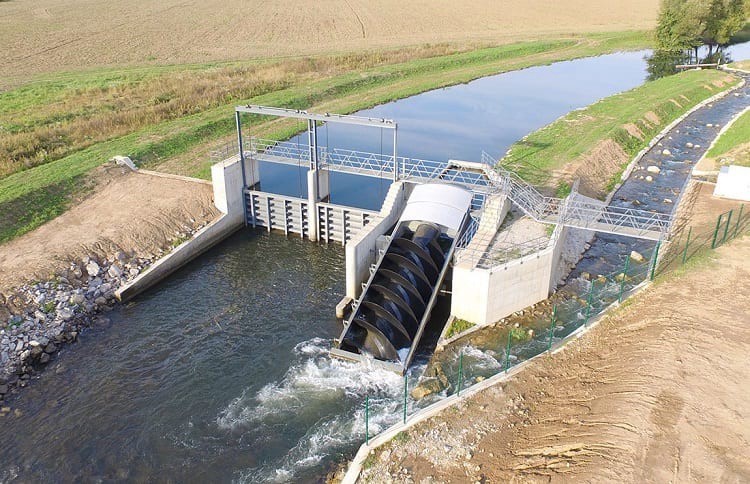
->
236, 111, 249, 226
393, 125, 399, 181
307, 119, 319, 171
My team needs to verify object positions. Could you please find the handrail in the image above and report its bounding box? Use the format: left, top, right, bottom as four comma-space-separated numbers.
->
220, 139, 674, 239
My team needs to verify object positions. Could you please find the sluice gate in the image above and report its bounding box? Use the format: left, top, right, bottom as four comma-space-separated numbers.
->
330, 184, 473, 373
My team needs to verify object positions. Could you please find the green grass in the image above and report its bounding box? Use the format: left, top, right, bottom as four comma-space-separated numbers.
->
501, 69, 740, 192
445, 318, 475, 339
705, 108, 750, 166
0, 31, 652, 244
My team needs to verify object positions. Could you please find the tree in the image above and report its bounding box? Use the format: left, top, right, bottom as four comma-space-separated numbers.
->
656, 0, 749, 63
655, 0, 706, 52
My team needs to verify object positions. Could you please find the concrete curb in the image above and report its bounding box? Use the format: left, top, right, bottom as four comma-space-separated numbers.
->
136, 169, 212, 185
341, 278, 652, 483
114, 214, 242, 302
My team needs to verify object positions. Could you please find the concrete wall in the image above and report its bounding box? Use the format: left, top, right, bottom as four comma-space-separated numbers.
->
117, 156, 249, 301
714, 165, 750, 201
211, 156, 258, 222
452, 247, 556, 325
451, 206, 569, 326
345, 181, 412, 298
115, 214, 242, 301
548, 223, 570, 293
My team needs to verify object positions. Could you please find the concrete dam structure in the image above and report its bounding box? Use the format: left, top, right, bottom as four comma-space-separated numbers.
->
333, 184, 472, 372
117, 104, 675, 374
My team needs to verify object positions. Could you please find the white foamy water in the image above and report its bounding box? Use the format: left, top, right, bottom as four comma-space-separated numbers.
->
216, 338, 407, 483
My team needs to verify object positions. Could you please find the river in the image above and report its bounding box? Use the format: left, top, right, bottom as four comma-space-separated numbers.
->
2, 44, 749, 483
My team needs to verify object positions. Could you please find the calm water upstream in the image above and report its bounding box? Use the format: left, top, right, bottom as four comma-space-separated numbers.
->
3, 44, 750, 482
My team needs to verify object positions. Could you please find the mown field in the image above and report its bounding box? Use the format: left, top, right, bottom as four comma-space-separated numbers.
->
500, 69, 740, 197
0, 32, 653, 244
0, 0, 658, 82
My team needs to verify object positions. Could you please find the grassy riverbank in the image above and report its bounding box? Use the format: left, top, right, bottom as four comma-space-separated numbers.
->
0, 32, 651, 244
500, 69, 740, 197
705, 107, 750, 167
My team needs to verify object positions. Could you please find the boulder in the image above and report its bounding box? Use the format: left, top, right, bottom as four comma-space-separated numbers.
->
686, 142, 694, 148
107, 265, 123, 278
58, 308, 74, 321
662, 149, 672, 156
411, 377, 447, 400
629, 251, 645, 263
645, 175, 654, 182
85, 261, 100, 277
646, 165, 661, 174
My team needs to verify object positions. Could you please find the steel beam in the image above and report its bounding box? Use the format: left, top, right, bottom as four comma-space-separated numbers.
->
235, 105, 396, 129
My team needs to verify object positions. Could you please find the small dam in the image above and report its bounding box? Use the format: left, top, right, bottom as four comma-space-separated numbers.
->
129, 104, 672, 375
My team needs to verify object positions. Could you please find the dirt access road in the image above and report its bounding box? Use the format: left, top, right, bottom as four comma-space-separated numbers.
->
0, 0, 658, 79
362, 236, 750, 482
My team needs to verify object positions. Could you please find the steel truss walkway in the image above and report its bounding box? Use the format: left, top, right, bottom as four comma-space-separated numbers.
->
243, 138, 671, 240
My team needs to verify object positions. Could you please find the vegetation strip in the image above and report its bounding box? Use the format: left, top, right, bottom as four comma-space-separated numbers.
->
705, 105, 750, 166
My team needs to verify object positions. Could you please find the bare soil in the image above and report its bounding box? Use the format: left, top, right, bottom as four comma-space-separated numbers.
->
552, 139, 630, 199
0, 166, 218, 294
362, 189, 750, 483
0, 0, 658, 79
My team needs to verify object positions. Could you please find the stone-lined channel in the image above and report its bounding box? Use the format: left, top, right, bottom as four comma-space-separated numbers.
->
2, 45, 750, 483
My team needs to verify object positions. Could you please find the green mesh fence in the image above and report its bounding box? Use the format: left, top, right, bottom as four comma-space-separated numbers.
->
361, 204, 748, 446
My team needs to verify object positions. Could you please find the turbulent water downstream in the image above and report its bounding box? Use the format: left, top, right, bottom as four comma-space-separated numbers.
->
3, 45, 750, 483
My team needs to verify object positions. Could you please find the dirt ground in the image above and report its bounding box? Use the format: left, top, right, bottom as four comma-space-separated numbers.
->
361, 188, 750, 483
0, 0, 658, 79
0, 165, 218, 294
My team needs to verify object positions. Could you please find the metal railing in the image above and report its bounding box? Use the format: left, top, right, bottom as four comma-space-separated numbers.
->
482, 152, 672, 239
454, 229, 551, 269
215, 139, 674, 240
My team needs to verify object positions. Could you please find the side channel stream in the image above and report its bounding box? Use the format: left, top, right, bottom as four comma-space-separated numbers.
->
2, 46, 749, 483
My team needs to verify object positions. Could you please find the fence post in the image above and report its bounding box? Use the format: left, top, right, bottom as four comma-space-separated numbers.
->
365, 395, 369, 445
722, 209, 733, 244
504, 331, 512, 373
618, 257, 630, 302
734, 204, 744, 238
547, 305, 557, 352
711, 213, 724, 249
584, 280, 595, 326
650, 240, 661, 281
402, 374, 408, 424
457, 350, 464, 396
682, 227, 692, 264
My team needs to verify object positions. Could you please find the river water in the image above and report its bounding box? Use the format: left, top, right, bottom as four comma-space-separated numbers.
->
3, 45, 750, 483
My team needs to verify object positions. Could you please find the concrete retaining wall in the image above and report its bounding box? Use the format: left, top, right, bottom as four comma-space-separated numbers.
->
115, 214, 242, 301
345, 182, 412, 299
116, 156, 249, 301
451, 213, 568, 326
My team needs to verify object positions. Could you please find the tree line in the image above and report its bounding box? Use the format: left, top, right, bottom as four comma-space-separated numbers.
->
656, 0, 749, 61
